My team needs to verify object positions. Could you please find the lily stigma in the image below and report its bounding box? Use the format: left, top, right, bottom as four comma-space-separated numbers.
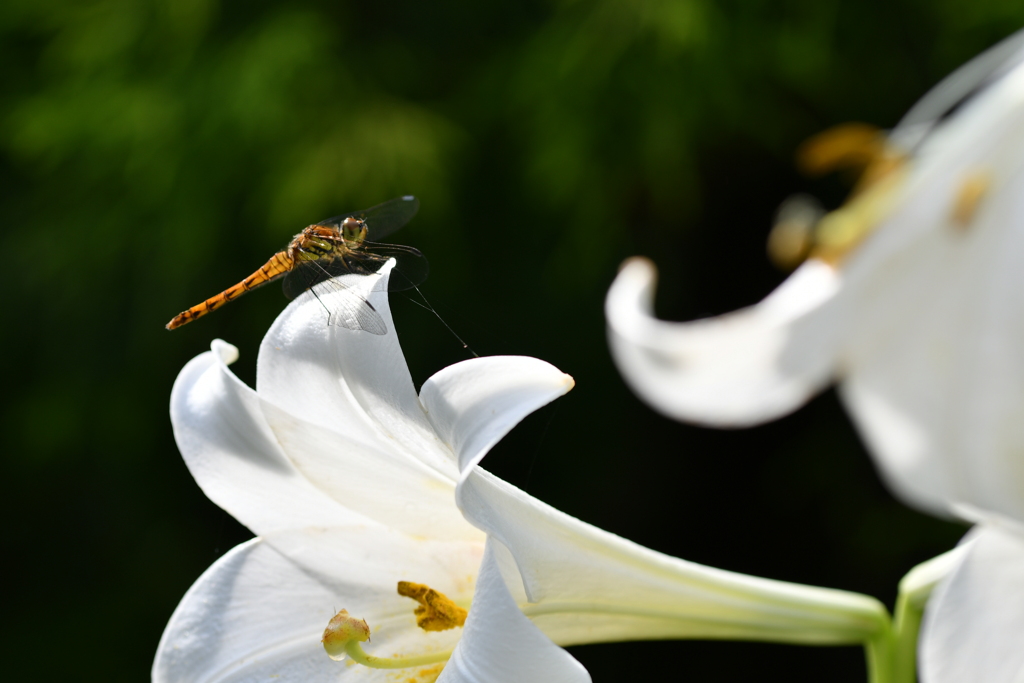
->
321, 583, 465, 670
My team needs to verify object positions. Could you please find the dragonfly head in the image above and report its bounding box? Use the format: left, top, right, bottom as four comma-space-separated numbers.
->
341, 217, 368, 243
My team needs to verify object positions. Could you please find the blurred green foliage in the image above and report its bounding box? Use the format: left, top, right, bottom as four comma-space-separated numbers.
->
2, 0, 1020, 680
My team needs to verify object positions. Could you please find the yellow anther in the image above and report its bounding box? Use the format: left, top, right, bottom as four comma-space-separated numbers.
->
951, 171, 991, 228
767, 194, 823, 270
322, 609, 371, 661
796, 122, 887, 177
766, 123, 910, 268
397, 581, 468, 632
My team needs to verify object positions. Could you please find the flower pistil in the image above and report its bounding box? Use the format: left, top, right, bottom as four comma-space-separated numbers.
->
322, 581, 468, 670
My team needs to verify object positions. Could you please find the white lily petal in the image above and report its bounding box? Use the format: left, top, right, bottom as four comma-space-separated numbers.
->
606, 257, 843, 426
419, 356, 575, 474
257, 262, 456, 478
439, 541, 591, 683
154, 528, 483, 683
170, 340, 364, 535
458, 469, 885, 646
836, 58, 1024, 520
919, 524, 1024, 683
261, 398, 482, 543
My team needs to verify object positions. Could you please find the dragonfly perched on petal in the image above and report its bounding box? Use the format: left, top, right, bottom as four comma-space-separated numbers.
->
166, 196, 427, 334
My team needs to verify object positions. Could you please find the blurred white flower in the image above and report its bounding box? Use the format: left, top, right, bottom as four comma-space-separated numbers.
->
155, 263, 888, 683
606, 31, 1024, 683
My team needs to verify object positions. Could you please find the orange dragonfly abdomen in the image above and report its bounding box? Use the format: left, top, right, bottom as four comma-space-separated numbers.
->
166, 251, 295, 330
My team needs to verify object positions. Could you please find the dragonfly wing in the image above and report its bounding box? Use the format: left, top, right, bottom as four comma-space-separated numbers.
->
310, 278, 387, 335
281, 260, 388, 335
316, 195, 420, 242
357, 243, 429, 292
282, 254, 383, 300
282, 261, 325, 300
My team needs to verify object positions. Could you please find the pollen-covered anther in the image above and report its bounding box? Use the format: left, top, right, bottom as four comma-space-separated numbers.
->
796, 122, 887, 177
767, 194, 823, 270
321, 609, 370, 661
397, 581, 468, 632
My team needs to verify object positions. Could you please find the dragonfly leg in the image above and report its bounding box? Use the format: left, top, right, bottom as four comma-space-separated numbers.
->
307, 283, 335, 323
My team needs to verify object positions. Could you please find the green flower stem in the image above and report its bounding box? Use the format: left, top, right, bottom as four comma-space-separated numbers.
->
865, 628, 894, 683
889, 547, 967, 683
891, 589, 922, 683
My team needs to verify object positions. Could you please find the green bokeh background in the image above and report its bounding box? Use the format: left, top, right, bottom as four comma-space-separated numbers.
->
2, 1, 1017, 680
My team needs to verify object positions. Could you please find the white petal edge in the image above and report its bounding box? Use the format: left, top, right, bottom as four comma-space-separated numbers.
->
438, 540, 591, 683
170, 340, 366, 535
154, 528, 484, 683
894, 28, 1024, 149
919, 524, 1024, 683
419, 355, 575, 475
606, 257, 844, 426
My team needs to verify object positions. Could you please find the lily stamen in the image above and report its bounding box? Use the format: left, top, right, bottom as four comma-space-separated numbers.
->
796, 122, 888, 178
397, 581, 468, 632
323, 583, 467, 671
322, 607, 453, 669
766, 122, 910, 268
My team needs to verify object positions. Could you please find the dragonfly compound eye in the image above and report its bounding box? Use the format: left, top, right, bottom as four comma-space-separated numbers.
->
342, 217, 368, 242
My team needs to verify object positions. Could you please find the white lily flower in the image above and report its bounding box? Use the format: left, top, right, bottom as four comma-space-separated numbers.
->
606, 32, 1024, 683
155, 262, 889, 683
607, 31, 1024, 523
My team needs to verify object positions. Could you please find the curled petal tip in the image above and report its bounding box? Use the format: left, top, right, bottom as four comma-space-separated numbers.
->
210, 339, 239, 365
616, 257, 658, 288
607, 257, 660, 340
618, 254, 656, 273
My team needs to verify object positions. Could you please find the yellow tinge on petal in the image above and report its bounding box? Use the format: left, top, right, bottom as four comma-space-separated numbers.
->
950, 170, 991, 228
398, 581, 468, 632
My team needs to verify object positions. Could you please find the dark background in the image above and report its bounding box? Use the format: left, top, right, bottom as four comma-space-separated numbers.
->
2, 0, 1011, 680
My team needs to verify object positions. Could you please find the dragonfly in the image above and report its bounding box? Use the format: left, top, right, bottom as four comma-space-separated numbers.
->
166, 195, 427, 335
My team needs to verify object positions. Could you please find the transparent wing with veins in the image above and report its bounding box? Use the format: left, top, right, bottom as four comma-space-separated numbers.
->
318, 195, 421, 242
283, 257, 390, 335
281, 241, 429, 334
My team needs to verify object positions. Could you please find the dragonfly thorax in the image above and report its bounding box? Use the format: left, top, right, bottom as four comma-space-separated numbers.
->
292, 230, 336, 262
